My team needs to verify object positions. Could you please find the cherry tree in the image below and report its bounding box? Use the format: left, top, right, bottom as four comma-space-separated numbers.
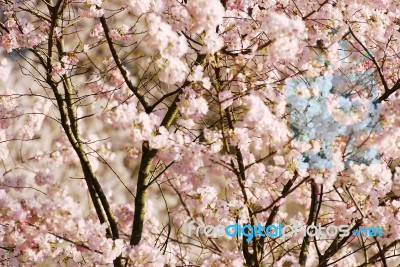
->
1, 0, 400, 266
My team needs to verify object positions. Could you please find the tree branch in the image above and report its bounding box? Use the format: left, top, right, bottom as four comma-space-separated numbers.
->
99, 16, 151, 113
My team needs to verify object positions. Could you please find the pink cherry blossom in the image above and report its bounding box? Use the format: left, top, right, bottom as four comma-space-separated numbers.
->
0, 0, 400, 266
